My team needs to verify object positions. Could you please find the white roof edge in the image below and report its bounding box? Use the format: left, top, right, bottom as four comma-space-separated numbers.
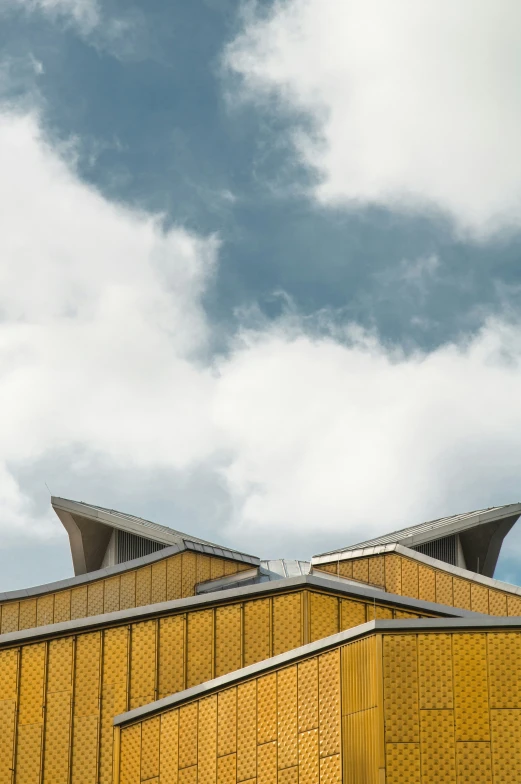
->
312, 542, 521, 597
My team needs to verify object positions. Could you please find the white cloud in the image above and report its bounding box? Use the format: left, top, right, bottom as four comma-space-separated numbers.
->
226, 0, 521, 237
3, 108, 521, 567
3, 0, 99, 31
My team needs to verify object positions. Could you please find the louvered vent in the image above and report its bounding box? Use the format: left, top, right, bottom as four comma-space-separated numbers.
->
117, 530, 167, 564
412, 534, 458, 566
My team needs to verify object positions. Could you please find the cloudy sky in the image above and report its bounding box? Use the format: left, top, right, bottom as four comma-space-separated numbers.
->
2, 0, 521, 590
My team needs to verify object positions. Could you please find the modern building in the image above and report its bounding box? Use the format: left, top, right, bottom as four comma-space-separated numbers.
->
1, 498, 521, 783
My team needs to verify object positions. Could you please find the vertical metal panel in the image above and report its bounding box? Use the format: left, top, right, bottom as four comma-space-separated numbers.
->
178, 767, 197, 784
178, 702, 198, 770
257, 741, 276, 784
43, 691, 72, 784
418, 633, 453, 709
103, 578, 120, 614
385, 743, 420, 784
339, 599, 366, 631
400, 559, 419, 600
135, 568, 152, 608
181, 553, 197, 599
87, 583, 104, 617
277, 666, 298, 770
452, 578, 471, 612
186, 610, 214, 688
419, 710, 456, 783
277, 766, 298, 784
1, 603, 19, 634
120, 724, 141, 784
243, 599, 271, 667
237, 680, 257, 782
48, 637, 73, 694
166, 555, 182, 602
453, 633, 490, 741
72, 715, 99, 784
297, 658, 318, 733
316, 564, 337, 576
344, 709, 379, 784
298, 728, 318, 784
342, 638, 376, 717
54, 592, 72, 624
319, 754, 341, 784
19, 600, 37, 630
159, 711, 178, 784
0, 699, 16, 784
120, 572, 136, 611
488, 632, 521, 708
100, 626, 129, 784
435, 570, 453, 607
384, 555, 402, 595
217, 688, 237, 758
197, 696, 217, 784
456, 741, 492, 782
74, 633, 101, 717
491, 709, 521, 782
367, 557, 385, 588
308, 593, 338, 643
196, 556, 212, 585
71, 587, 88, 620
16, 724, 43, 784
489, 590, 507, 617
352, 559, 369, 585
19, 644, 46, 725
337, 561, 352, 579
130, 622, 156, 709
223, 561, 238, 577
0, 648, 19, 701
215, 605, 242, 677
373, 605, 392, 620
257, 674, 277, 745
470, 584, 489, 614
140, 717, 160, 781
151, 562, 167, 605
319, 649, 341, 758
383, 635, 419, 743
216, 754, 236, 784
393, 610, 419, 619
158, 616, 186, 698
418, 565, 436, 603
36, 595, 54, 627
272, 594, 302, 656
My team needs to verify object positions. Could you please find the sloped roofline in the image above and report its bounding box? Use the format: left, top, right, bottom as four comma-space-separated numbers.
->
312, 503, 521, 578
52, 496, 259, 575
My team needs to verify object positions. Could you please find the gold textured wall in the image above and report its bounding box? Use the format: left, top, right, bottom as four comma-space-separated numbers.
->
0, 551, 250, 634
0, 587, 433, 784
118, 648, 343, 784
316, 552, 521, 616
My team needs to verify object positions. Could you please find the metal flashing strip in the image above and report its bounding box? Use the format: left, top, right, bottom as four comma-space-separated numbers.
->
0, 573, 484, 649
312, 541, 521, 596
114, 613, 521, 726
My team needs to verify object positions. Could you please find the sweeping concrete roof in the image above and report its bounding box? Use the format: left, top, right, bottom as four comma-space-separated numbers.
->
313, 503, 521, 578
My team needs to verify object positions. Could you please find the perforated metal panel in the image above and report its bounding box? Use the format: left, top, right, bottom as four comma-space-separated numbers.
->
141, 716, 160, 781
178, 703, 198, 770
215, 605, 242, 677
340, 599, 366, 630
298, 658, 318, 733
277, 666, 298, 770
136, 568, 152, 607
244, 599, 271, 666
273, 594, 302, 656
384, 555, 402, 595
160, 711, 179, 784
420, 710, 456, 783
158, 615, 185, 698
120, 572, 136, 610
237, 680, 257, 781
298, 728, 318, 784
71, 587, 88, 620
74, 633, 101, 718
435, 570, 453, 607
19, 599, 38, 630
309, 593, 338, 643
257, 674, 277, 744
151, 562, 167, 605
130, 621, 156, 709
257, 741, 276, 784
418, 633, 453, 710
54, 591, 72, 623
187, 610, 213, 688
19, 643, 45, 726
386, 743, 420, 784
166, 555, 182, 601
103, 577, 120, 613
453, 634, 490, 741
401, 559, 419, 600
217, 689, 237, 758
120, 723, 141, 784
383, 635, 419, 743
198, 697, 217, 784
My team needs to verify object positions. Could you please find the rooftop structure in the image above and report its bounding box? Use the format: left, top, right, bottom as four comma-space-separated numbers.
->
0, 496, 520, 784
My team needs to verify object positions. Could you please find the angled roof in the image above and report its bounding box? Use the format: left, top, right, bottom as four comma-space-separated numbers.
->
312, 503, 521, 578
52, 496, 259, 575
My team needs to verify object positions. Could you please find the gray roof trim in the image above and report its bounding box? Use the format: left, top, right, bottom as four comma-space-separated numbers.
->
114, 614, 521, 725
314, 503, 521, 556
0, 540, 258, 604
0, 574, 484, 649
312, 542, 521, 596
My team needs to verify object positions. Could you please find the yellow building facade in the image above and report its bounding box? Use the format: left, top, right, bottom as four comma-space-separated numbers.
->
1, 497, 521, 783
